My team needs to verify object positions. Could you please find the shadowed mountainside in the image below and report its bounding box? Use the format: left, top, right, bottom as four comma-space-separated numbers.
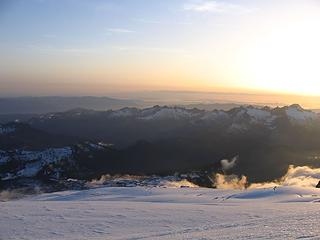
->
1, 104, 320, 184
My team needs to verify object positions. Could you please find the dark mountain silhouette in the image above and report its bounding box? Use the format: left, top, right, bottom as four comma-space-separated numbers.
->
1, 104, 320, 185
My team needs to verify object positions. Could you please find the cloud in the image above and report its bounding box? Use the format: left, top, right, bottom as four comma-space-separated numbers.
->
215, 174, 248, 190
276, 165, 320, 188
106, 28, 135, 34
250, 165, 320, 189
215, 165, 320, 190
26, 44, 109, 55
26, 44, 188, 56
133, 18, 192, 26
221, 156, 238, 172
112, 45, 189, 55
183, 0, 255, 14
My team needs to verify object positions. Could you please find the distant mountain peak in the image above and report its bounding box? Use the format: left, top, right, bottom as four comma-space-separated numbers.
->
287, 104, 304, 111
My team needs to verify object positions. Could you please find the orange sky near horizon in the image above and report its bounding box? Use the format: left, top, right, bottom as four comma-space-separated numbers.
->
0, 0, 320, 101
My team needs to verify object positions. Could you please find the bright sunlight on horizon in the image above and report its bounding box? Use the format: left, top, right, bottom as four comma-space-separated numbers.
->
0, 0, 320, 97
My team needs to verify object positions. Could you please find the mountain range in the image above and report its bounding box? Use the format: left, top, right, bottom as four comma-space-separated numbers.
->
1, 104, 320, 187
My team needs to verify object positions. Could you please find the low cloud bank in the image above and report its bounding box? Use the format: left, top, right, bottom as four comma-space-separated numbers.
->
89, 174, 199, 188
215, 165, 320, 190
280, 165, 320, 188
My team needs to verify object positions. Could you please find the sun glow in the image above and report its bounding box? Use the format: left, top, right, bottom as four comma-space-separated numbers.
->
238, 8, 320, 96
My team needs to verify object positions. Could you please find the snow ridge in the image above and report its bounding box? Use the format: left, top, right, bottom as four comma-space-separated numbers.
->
36, 105, 320, 128
285, 105, 318, 122
106, 104, 319, 125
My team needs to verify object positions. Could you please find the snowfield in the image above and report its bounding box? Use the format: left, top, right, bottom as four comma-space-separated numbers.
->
1, 186, 320, 240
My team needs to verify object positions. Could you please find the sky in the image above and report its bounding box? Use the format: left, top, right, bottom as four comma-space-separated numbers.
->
1, 0, 320, 97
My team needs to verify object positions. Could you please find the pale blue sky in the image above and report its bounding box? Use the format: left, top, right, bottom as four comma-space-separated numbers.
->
0, 0, 254, 57
1, 0, 320, 96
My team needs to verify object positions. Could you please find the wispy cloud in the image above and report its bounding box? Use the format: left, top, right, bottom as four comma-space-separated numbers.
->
25, 44, 188, 56
112, 45, 189, 55
106, 28, 135, 34
183, 0, 256, 14
26, 44, 107, 55
134, 18, 192, 26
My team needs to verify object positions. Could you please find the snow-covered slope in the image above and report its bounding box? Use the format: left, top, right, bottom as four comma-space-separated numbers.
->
0, 125, 16, 135
0, 147, 73, 180
1, 186, 320, 240
284, 104, 318, 123
108, 106, 202, 120
141, 107, 198, 120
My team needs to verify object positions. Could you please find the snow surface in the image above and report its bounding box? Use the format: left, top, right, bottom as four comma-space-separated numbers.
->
1, 186, 320, 240
140, 107, 198, 120
0, 150, 10, 164
0, 126, 15, 135
246, 108, 271, 120
109, 108, 138, 118
16, 147, 73, 178
285, 106, 318, 122
201, 110, 229, 121
17, 148, 73, 163
0, 147, 73, 180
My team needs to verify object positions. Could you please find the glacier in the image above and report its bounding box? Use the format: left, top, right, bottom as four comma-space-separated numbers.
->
1, 185, 320, 240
